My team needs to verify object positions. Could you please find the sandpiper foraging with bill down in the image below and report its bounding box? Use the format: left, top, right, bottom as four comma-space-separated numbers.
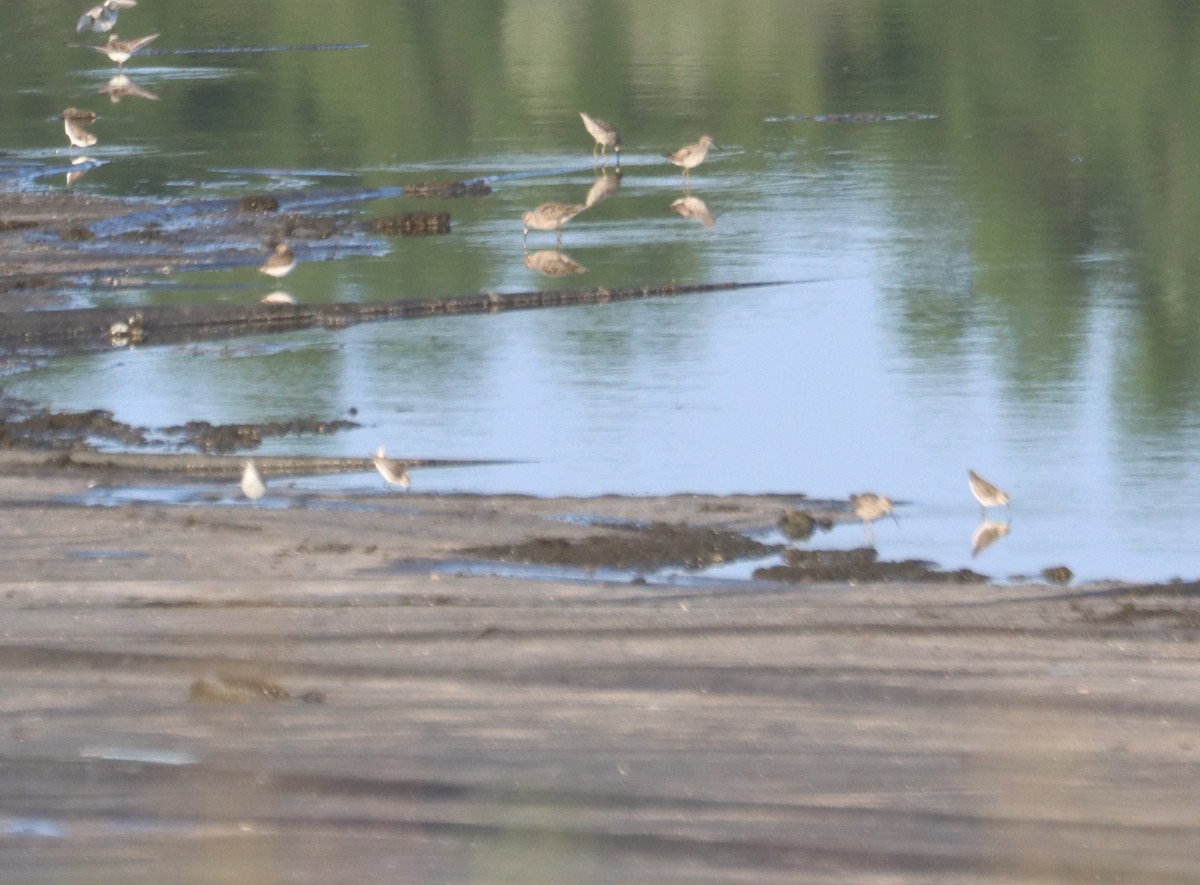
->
522, 202, 587, 245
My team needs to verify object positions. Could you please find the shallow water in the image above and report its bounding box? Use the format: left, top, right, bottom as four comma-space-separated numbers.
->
5, 1, 1200, 582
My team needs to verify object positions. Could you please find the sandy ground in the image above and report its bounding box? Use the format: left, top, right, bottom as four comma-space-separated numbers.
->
1, 467, 1199, 883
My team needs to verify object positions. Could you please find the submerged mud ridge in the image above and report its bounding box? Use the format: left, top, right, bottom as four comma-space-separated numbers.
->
0, 280, 788, 359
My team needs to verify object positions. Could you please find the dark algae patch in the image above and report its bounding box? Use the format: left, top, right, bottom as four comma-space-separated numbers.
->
464, 521, 777, 571
755, 547, 987, 584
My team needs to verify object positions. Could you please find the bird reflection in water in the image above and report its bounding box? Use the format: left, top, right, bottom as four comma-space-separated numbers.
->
60, 108, 98, 150
970, 520, 1011, 559
584, 169, 621, 209
670, 195, 715, 228
524, 249, 587, 277
66, 157, 96, 187
98, 73, 158, 103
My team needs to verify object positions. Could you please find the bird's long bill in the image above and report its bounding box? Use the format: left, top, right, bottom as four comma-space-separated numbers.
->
890, 512, 900, 526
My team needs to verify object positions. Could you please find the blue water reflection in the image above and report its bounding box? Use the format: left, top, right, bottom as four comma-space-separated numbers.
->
4, 1, 1200, 582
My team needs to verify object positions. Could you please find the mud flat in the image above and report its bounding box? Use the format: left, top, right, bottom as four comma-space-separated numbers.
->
3, 188, 1198, 882
1, 463, 1199, 883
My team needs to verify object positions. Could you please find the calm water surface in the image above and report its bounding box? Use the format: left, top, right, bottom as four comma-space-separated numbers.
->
5, 1, 1200, 582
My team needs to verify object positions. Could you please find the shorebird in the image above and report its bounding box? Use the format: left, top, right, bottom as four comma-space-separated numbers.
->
60, 108, 98, 149
258, 242, 296, 279
850, 492, 898, 542
76, 0, 137, 34
522, 202, 586, 245
91, 33, 159, 70
664, 134, 718, 183
850, 493, 898, 526
579, 112, 621, 167
967, 469, 1010, 516
240, 461, 266, 502
372, 446, 410, 492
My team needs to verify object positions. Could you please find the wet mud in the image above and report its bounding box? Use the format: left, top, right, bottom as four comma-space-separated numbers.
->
464, 521, 779, 571
755, 546, 988, 584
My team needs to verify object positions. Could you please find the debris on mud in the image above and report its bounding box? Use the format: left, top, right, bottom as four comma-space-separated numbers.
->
778, 507, 833, 540
190, 673, 326, 704
1042, 565, 1073, 584
403, 180, 492, 198
755, 547, 987, 584
368, 212, 451, 236
237, 195, 281, 213
464, 521, 778, 571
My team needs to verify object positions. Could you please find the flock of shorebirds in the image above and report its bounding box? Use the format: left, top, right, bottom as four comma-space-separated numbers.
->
522, 112, 719, 247
60, 10, 1013, 533
63, 1, 298, 295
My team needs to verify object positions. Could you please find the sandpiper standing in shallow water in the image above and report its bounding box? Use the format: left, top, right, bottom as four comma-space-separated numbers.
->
91, 33, 159, 70
240, 461, 266, 502
664, 134, 718, 185
60, 108, 98, 149
579, 112, 621, 167
76, 0, 137, 34
522, 202, 587, 245
850, 492, 898, 542
258, 242, 296, 279
967, 469, 1010, 516
373, 446, 411, 492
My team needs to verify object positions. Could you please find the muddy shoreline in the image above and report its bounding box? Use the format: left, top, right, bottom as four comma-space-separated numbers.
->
5, 187, 1200, 880
2, 468, 1199, 881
